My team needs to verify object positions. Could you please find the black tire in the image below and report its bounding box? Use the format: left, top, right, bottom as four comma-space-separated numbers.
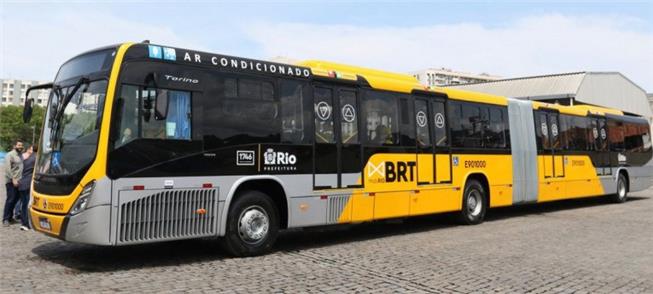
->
459, 179, 487, 225
221, 190, 279, 257
610, 173, 628, 203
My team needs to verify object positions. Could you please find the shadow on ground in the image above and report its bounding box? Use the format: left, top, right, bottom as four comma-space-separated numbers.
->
32, 196, 648, 273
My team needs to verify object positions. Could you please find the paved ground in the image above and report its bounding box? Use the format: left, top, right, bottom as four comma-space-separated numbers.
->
1, 172, 652, 293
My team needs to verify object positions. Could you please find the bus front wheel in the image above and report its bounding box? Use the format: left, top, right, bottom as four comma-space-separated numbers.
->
459, 179, 487, 225
610, 173, 628, 203
222, 190, 279, 257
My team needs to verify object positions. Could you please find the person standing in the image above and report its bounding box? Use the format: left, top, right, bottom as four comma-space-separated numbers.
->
3, 139, 24, 227
18, 144, 37, 231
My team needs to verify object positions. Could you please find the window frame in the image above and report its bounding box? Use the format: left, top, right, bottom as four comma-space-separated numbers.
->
361, 89, 401, 147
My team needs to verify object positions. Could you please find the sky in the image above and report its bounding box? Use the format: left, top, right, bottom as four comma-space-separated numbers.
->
1, 1, 652, 91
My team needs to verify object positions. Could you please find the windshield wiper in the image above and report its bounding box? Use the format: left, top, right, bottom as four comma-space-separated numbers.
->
47, 85, 63, 125
53, 77, 89, 123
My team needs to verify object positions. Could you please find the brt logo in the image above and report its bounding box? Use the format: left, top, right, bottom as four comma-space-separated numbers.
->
368, 161, 416, 183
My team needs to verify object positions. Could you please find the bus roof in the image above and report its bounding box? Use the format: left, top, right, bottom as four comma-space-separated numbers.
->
436, 87, 509, 106
532, 101, 624, 116
117, 42, 635, 119
297, 60, 426, 94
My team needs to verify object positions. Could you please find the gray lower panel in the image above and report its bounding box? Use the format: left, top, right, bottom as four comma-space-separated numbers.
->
289, 197, 326, 227
625, 165, 653, 192
288, 194, 352, 228
66, 205, 112, 245
508, 99, 539, 203
600, 175, 617, 195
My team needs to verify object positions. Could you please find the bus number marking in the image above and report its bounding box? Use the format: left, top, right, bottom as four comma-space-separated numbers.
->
464, 160, 486, 168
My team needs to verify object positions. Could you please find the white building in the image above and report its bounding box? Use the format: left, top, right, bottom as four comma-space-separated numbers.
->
1, 78, 50, 107
410, 68, 502, 87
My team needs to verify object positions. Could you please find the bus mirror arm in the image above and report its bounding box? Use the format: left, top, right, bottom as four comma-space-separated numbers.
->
144, 72, 158, 90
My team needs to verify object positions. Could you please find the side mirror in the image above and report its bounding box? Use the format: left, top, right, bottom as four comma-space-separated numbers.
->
23, 82, 53, 123
23, 98, 34, 123
154, 90, 168, 120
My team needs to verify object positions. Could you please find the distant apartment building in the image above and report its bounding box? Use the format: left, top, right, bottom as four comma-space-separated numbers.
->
409, 68, 502, 87
1, 78, 50, 107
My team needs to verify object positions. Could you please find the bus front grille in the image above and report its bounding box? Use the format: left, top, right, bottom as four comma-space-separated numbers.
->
118, 188, 218, 244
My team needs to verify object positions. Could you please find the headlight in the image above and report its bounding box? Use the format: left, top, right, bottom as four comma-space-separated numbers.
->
70, 181, 95, 215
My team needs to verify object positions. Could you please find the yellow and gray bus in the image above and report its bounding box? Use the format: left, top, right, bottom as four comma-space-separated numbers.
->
24, 42, 652, 256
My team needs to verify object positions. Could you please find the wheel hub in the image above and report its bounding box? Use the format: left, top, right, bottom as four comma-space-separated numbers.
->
467, 190, 482, 217
238, 206, 269, 244
618, 179, 626, 198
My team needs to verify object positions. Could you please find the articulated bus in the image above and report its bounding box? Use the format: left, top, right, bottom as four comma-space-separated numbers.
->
24, 42, 652, 256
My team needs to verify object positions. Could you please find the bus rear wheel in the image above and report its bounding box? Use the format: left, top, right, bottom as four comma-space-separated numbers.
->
222, 190, 279, 257
610, 173, 628, 203
459, 179, 487, 225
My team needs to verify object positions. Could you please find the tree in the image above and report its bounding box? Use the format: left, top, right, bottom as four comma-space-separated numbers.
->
0, 105, 45, 151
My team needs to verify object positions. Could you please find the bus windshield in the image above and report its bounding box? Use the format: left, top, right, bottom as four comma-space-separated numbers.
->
36, 49, 115, 176
37, 80, 108, 175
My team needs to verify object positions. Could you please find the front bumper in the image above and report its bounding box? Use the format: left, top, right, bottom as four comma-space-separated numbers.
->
30, 205, 112, 245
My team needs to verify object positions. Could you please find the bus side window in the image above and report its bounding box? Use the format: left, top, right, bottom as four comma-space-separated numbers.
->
203, 75, 280, 149
448, 102, 463, 147
624, 122, 650, 152
538, 113, 550, 150
142, 89, 192, 140
559, 115, 571, 150
116, 85, 192, 146
548, 114, 561, 150
116, 85, 140, 146
280, 80, 308, 144
399, 97, 415, 146
486, 107, 506, 148
363, 90, 399, 146
339, 90, 359, 144
569, 116, 589, 151
414, 99, 431, 147
432, 101, 448, 147
460, 103, 483, 148
608, 119, 625, 151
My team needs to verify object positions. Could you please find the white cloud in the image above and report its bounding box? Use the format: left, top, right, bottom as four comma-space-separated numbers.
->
1, 10, 204, 81
244, 14, 653, 91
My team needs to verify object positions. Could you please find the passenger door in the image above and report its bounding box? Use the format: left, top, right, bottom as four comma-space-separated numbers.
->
411, 95, 452, 215
313, 85, 362, 189
414, 96, 451, 185
537, 110, 565, 200
591, 116, 611, 175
